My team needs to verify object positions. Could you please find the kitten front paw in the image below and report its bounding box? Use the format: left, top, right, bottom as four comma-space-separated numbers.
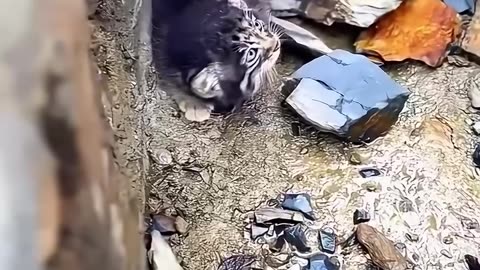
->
177, 98, 213, 122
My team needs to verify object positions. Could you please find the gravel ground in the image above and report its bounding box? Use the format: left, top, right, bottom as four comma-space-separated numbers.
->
94, 0, 480, 268
144, 54, 480, 269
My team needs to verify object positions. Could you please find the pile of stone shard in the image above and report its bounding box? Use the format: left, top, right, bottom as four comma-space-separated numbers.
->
241, 192, 412, 270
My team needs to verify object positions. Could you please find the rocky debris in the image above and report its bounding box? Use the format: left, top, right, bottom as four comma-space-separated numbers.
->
282, 224, 312, 252
465, 255, 480, 270
254, 207, 306, 224
359, 168, 381, 178
461, 1, 480, 59
174, 216, 190, 234
468, 73, 480, 109
353, 209, 371, 225
285, 50, 409, 143
319, 227, 336, 254
272, 16, 332, 56
218, 255, 256, 270
150, 213, 178, 235
473, 144, 480, 166
309, 254, 340, 270
444, 0, 476, 13
244, 192, 417, 270
348, 151, 368, 165
355, 0, 460, 67
271, 0, 403, 28
405, 233, 419, 242
282, 193, 315, 220
473, 122, 480, 135
149, 148, 173, 166
356, 224, 408, 270
447, 55, 472, 67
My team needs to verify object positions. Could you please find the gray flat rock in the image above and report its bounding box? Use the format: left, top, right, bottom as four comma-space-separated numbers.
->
272, 16, 332, 56
270, 0, 403, 28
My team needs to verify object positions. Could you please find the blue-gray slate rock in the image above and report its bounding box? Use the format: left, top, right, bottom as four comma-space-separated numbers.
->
285, 49, 409, 143
444, 0, 476, 14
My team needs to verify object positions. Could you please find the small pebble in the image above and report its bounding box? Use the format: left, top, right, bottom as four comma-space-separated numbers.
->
348, 152, 363, 165
441, 249, 453, 259
468, 80, 480, 109
443, 235, 453, 245
174, 216, 189, 234
405, 233, 419, 242
473, 122, 480, 135
462, 218, 479, 230
359, 168, 381, 178
353, 209, 370, 225
300, 147, 309, 155
394, 242, 406, 251
412, 253, 420, 262
149, 148, 173, 165
473, 144, 480, 167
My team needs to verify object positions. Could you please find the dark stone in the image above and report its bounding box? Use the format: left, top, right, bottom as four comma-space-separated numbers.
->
359, 168, 381, 178
462, 218, 480, 229
283, 224, 311, 253
353, 209, 370, 224
150, 214, 177, 235
218, 255, 256, 270
319, 227, 336, 254
282, 193, 315, 220
443, 235, 454, 244
465, 255, 480, 270
285, 50, 409, 143
292, 123, 301, 136
405, 233, 419, 242
473, 144, 480, 167
308, 254, 340, 270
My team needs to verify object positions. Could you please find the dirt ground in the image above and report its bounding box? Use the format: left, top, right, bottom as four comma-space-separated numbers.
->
92, 0, 480, 269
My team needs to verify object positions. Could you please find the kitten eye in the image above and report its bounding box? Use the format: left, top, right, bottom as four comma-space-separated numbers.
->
246, 48, 257, 62
254, 20, 262, 29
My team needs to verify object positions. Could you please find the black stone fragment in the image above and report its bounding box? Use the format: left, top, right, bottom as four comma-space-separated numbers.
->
465, 255, 480, 270
308, 254, 339, 270
282, 193, 315, 220
283, 224, 311, 253
353, 209, 370, 224
473, 144, 480, 167
218, 255, 256, 270
359, 168, 381, 178
286, 50, 409, 144
462, 218, 480, 230
319, 227, 336, 254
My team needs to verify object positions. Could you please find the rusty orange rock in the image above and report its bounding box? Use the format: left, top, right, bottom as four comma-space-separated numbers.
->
355, 0, 460, 67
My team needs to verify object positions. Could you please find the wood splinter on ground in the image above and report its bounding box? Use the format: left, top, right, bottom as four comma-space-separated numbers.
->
356, 224, 408, 270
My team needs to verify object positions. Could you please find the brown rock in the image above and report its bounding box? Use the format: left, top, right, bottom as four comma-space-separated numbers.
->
355, 0, 460, 67
175, 216, 189, 234
356, 224, 408, 270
